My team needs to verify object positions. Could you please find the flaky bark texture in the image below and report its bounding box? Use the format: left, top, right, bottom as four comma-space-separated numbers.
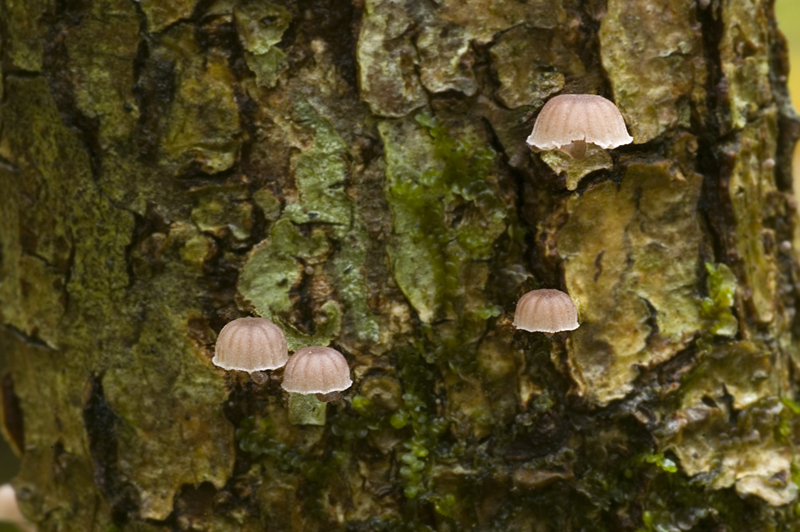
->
2, 0, 800, 530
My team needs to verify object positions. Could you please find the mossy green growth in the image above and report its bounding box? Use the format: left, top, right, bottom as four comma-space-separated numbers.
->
700, 262, 738, 337
640, 452, 678, 474
380, 113, 507, 328
236, 415, 344, 482
391, 348, 450, 500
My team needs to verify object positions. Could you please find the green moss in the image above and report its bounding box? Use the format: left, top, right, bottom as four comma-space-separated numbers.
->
380, 113, 506, 336
640, 452, 678, 474
389, 348, 451, 500
699, 262, 739, 337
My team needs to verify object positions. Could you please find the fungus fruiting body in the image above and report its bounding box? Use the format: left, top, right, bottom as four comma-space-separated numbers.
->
282, 346, 353, 398
283, 346, 353, 425
0, 484, 34, 532
513, 289, 580, 333
213, 317, 288, 382
526, 94, 633, 159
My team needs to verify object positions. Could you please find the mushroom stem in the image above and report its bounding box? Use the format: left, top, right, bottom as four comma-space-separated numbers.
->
560, 139, 587, 160
288, 392, 327, 425
0, 485, 35, 532
315, 391, 342, 403
250, 371, 269, 385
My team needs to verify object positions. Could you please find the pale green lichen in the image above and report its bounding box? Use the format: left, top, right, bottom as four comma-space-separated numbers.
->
234, 1, 291, 54
66, 0, 140, 146
158, 26, 242, 174
720, 0, 772, 129
240, 98, 376, 351
439, 0, 565, 42
329, 225, 380, 344
379, 113, 507, 326
540, 145, 613, 191
659, 340, 794, 506
727, 111, 778, 323
253, 187, 282, 221
489, 25, 584, 109
190, 183, 253, 241
245, 48, 288, 88
416, 24, 477, 96
558, 160, 706, 405
4, 0, 48, 71
357, 0, 426, 117
283, 99, 351, 225
234, 2, 291, 88
1, 75, 235, 524
139, 0, 196, 33
287, 393, 327, 426
599, 0, 706, 143
238, 219, 343, 351
238, 218, 329, 319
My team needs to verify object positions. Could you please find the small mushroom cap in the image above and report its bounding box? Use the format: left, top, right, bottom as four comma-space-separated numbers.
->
526, 94, 633, 151
213, 317, 288, 371
513, 289, 579, 333
0, 484, 33, 532
281, 346, 353, 395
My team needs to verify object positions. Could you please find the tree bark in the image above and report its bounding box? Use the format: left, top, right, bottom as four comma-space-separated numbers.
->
1, 0, 800, 530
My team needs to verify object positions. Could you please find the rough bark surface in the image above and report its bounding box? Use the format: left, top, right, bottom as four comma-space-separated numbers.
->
1, 0, 800, 530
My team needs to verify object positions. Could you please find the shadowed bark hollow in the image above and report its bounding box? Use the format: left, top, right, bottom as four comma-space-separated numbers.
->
2, 0, 800, 530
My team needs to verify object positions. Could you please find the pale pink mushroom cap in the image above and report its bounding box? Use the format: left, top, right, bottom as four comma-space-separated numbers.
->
281, 346, 353, 394
526, 94, 633, 151
0, 484, 33, 532
513, 289, 579, 333
213, 317, 288, 371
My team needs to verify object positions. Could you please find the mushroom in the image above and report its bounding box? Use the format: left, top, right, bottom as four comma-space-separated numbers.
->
0, 484, 34, 532
213, 317, 288, 384
282, 346, 352, 402
526, 94, 633, 159
513, 289, 579, 334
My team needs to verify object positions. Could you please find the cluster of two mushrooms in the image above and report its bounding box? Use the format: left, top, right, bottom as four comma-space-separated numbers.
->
212, 317, 352, 401
514, 94, 634, 332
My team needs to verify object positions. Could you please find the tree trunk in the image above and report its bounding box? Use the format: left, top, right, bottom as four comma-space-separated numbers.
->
1, 0, 800, 530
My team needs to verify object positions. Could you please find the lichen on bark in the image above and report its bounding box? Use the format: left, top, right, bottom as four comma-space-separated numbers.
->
1, 0, 800, 530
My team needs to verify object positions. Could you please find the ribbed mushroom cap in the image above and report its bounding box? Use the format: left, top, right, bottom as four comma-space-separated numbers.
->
281, 346, 353, 394
213, 317, 288, 371
526, 94, 633, 152
513, 289, 579, 333
0, 484, 33, 532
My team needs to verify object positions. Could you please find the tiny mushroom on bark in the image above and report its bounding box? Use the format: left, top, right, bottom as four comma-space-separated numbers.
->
0, 484, 34, 532
526, 94, 633, 159
213, 317, 289, 384
513, 289, 579, 334
282, 345, 353, 402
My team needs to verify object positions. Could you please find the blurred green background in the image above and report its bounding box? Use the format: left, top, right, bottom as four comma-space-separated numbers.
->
776, 0, 800, 185
0, 2, 799, 530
